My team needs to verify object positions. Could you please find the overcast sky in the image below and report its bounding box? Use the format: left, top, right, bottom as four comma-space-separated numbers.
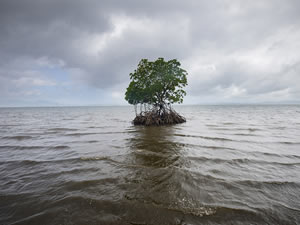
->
0, 0, 300, 106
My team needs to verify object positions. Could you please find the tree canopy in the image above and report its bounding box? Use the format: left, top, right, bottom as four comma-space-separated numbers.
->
125, 58, 188, 107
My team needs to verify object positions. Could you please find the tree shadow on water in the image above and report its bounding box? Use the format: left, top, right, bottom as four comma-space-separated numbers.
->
127, 125, 183, 168
120, 125, 195, 224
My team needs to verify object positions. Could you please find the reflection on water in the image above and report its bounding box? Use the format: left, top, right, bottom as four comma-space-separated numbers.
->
128, 126, 181, 167
116, 125, 218, 224
0, 106, 300, 225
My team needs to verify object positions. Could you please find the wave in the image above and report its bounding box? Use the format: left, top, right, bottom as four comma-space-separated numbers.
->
86, 140, 99, 143
80, 156, 111, 161
0, 145, 43, 150
250, 151, 300, 160
186, 155, 300, 167
176, 142, 238, 151
277, 141, 300, 145
231, 133, 259, 136
0, 145, 70, 150
65, 131, 127, 136
51, 145, 70, 150
2, 135, 33, 140
174, 133, 233, 141
64, 177, 120, 191
208, 127, 262, 132
271, 126, 287, 130
238, 179, 300, 186
9, 211, 47, 225
65, 132, 101, 136
124, 193, 260, 219
0, 155, 126, 166
175, 133, 300, 146
48, 128, 78, 132
87, 126, 113, 129
0, 124, 19, 127
222, 122, 237, 125
0, 157, 83, 165
181, 167, 300, 187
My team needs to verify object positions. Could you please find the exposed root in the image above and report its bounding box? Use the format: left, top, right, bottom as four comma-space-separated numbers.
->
133, 108, 186, 126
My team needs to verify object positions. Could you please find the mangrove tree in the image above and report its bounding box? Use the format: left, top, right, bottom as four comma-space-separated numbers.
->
125, 57, 188, 125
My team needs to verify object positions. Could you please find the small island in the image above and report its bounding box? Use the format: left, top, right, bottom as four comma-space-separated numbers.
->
125, 57, 188, 126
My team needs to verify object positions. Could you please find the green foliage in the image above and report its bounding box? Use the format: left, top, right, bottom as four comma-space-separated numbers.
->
125, 58, 188, 106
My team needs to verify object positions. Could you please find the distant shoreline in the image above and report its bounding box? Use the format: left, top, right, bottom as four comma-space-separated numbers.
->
1, 103, 300, 109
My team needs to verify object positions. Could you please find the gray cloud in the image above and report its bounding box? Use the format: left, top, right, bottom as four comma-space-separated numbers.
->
0, 0, 300, 105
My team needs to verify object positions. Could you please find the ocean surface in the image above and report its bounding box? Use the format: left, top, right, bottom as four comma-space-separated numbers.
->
0, 105, 299, 225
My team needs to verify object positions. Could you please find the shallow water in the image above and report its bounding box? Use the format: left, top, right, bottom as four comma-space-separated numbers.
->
0, 105, 299, 225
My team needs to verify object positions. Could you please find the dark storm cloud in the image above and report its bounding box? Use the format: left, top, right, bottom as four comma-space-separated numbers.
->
0, 0, 300, 105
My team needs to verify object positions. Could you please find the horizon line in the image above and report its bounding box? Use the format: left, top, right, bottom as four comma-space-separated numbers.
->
1, 102, 300, 108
